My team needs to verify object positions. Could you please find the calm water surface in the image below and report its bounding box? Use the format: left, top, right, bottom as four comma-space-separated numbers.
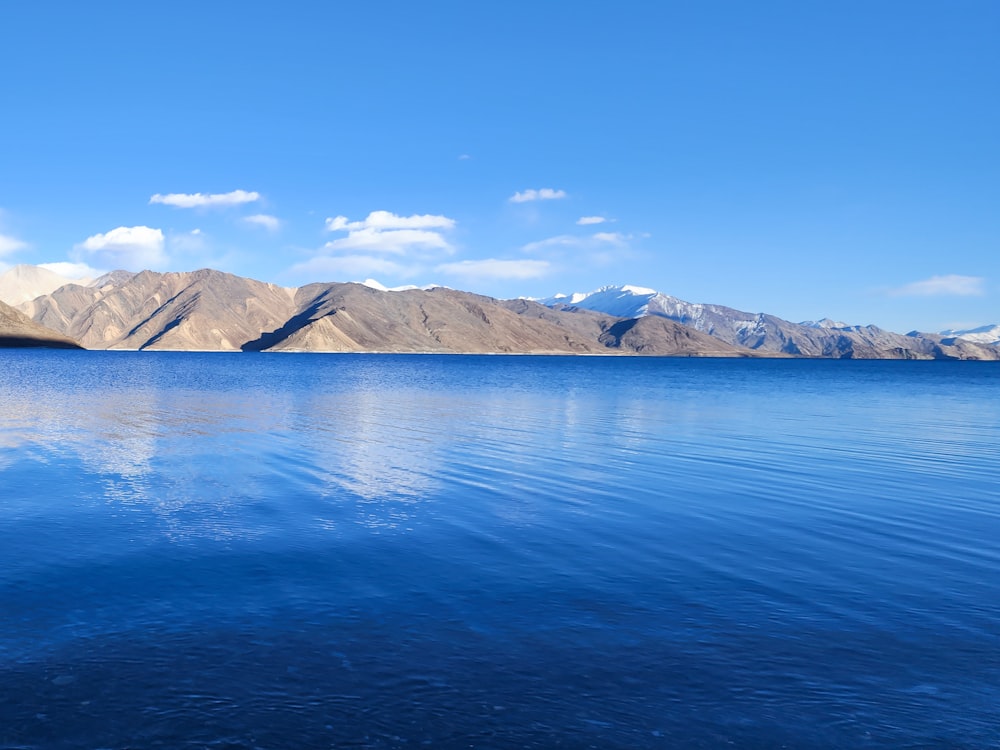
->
0, 352, 998, 749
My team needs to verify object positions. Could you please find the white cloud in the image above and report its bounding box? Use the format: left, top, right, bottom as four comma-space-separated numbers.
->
509, 188, 567, 203
169, 229, 209, 254
890, 275, 985, 297
325, 210, 455, 232
38, 262, 103, 280
577, 216, 608, 225
592, 232, 628, 246
324, 228, 453, 255
0, 233, 27, 257
521, 234, 581, 252
323, 210, 457, 256
243, 214, 281, 231
437, 259, 551, 281
74, 226, 167, 271
458, 154, 472, 160
522, 231, 630, 253
149, 190, 260, 208
290, 254, 409, 280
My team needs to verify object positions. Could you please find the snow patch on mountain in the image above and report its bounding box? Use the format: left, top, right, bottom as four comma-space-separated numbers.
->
539, 284, 658, 319
940, 324, 1000, 346
620, 284, 656, 296
361, 278, 443, 292
800, 318, 850, 329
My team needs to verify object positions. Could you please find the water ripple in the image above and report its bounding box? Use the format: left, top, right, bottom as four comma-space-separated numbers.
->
1, 353, 999, 748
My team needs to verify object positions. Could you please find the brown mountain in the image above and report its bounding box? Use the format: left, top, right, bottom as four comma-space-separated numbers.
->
547, 286, 1000, 361
499, 298, 753, 357
20, 269, 753, 356
0, 299, 83, 348
20, 267, 998, 359
257, 286, 751, 355
21, 269, 298, 351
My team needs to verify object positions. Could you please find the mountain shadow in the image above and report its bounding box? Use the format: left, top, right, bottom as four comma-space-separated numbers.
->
241, 298, 328, 351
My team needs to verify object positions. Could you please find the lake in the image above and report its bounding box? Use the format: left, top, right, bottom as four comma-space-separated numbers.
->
1, 351, 998, 749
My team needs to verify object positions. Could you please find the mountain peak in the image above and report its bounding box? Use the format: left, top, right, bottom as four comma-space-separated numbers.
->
940, 323, 1000, 346
539, 283, 1000, 360
619, 284, 657, 296
0, 264, 82, 305
800, 318, 850, 330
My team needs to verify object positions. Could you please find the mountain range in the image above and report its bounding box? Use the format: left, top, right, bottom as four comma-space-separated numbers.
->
541, 285, 1000, 360
4, 267, 745, 356
0, 265, 997, 360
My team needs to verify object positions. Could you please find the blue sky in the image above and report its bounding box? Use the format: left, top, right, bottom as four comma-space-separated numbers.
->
1, 1, 997, 333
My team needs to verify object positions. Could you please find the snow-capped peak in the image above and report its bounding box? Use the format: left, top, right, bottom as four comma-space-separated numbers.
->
620, 284, 656, 296
361, 278, 443, 292
539, 284, 660, 319
940, 323, 1000, 346
800, 318, 850, 330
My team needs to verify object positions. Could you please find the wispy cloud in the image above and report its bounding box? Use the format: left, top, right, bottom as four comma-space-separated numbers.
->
149, 190, 260, 209
290, 254, 410, 280
0, 233, 27, 257
323, 210, 456, 255
325, 229, 452, 255
242, 214, 281, 232
521, 234, 581, 253
576, 216, 609, 225
509, 188, 567, 203
74, 226, 167, 271
592, 232, 630, 245
169, 229, 208, 254
325, 211, 455, 232
437, 259, 551, 281
38, 261, 103, 280
889, 275, 985, 297
522, 231, 631, 253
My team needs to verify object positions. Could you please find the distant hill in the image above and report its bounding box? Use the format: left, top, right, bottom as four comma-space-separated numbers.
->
0, 264, 85, 306
0, 299, 83, 348
11, 266, 999, 359
542, 284, 1000, 361
18, 268, 752, 356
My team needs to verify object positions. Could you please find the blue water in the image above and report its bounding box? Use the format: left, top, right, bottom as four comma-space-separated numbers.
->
1, 352, 998, 749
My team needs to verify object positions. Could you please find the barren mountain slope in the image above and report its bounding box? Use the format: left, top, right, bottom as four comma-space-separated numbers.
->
550, 288, 1000, 360
0, 299, 83, 348
253, 284, 611, 353
597, 315, 761, 356
501, 299, 753, 356
717, 314, 1000, 360
20, 266, 995, 358
24, 269, 297, 350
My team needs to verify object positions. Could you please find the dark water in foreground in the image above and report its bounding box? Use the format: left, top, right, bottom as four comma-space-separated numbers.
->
0, 351, 998, 749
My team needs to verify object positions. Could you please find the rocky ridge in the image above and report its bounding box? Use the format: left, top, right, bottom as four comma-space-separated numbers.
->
16, 269, 752, 356
0, 299, 83, 348
5, 268, 998, 359
545, 285, 1000, 360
